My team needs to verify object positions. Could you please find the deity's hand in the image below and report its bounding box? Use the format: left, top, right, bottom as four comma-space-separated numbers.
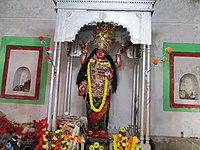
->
116, 53, 122, 68
80, 53, 87, 64
79, 41, 88, 52
117, 47, 126, 54
78, 83, 87, 96
105, 68, 114, 80
116, 47, 127, 68
79, 41, 88, 64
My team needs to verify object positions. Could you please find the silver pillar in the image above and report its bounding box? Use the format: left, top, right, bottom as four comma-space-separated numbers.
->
63, 42, 74, 115
131, 58, 137, 126
67, 56, 73, 114
146, 45, 151, 144
63, 46, 71, 114
140, 44, 146, 143
136, 57, 142, 129
52, 42, 62, 131
134, 61, 139, 127
137, 52, 142, 132
47, 42, 58, 131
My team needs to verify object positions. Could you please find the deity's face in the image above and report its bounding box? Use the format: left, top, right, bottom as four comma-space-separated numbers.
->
96, 49, 106, 59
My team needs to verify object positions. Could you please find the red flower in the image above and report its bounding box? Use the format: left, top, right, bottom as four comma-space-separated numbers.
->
56, 119, 61, 126
54, 145, 62, 150
40, 118, 47, 125
0, 127, 6, 134
34, 145, 42, 150
45, 46, 50, 51
38, 36, 44, 41
44, 55, 50, 61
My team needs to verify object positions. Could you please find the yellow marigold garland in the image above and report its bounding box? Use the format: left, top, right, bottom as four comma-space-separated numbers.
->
87, 58, 110, 112
113, 134, 141, 150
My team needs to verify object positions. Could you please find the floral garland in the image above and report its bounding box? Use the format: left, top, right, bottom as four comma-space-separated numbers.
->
35, 120, 83, 150
148, 46, 172, 73
113, 134, 141, 150
113, 127, 141, 150
87, 58, 111, 113
113, 133, 128, 150
38, 36, 56, 69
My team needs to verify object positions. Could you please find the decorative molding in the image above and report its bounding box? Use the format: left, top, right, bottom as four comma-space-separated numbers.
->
54, 1, 153, 44
57, 0, 155, 4
99, 12, 107, 21
54, 11, 150, 44
56, 0, 155, 12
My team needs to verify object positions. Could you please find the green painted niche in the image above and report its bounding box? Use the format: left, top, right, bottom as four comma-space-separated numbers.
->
0, 36, 50, 104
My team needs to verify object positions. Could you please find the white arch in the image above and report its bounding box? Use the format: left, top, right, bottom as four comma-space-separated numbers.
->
54, 10, 151, 44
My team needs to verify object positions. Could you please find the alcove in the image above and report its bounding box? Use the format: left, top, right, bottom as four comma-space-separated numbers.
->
179, 73, 199, 100
12, 67, 31, 92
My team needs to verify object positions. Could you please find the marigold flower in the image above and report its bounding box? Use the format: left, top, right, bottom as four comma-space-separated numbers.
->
55, 130, 60, 134
152, 57, 159, 65
53, 136, 58, 141
44, 55, 50, 61
63, 147, 67, 150
99, 145, 104, 150
163, 56, 167, 62
166, 47, 172, 53
89, 145, 95, 150
94, 142, 100, 148
63, 124, 68, 128
122, 142, 127, 147
133, 136, 139, 144
120, 127, 126, 132
88, 130, 93, 135
43, 136, 48, 142
38, 36, 44, 41
119, 146, 124, 150
42, 145, 47, 149
51, 144, 56, 148
61, 135, 65, 139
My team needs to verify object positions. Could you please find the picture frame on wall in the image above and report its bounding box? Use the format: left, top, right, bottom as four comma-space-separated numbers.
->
163, 42, 200, 112
1, 45, 43, 100
0, 36, 50, 104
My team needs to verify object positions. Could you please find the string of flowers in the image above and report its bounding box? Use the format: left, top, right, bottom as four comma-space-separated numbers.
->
113, 127, 141, 150
38, 36, 56, 69
146, 47, 172, 74
87, 58, 111, 113
34, 119, 83, 150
